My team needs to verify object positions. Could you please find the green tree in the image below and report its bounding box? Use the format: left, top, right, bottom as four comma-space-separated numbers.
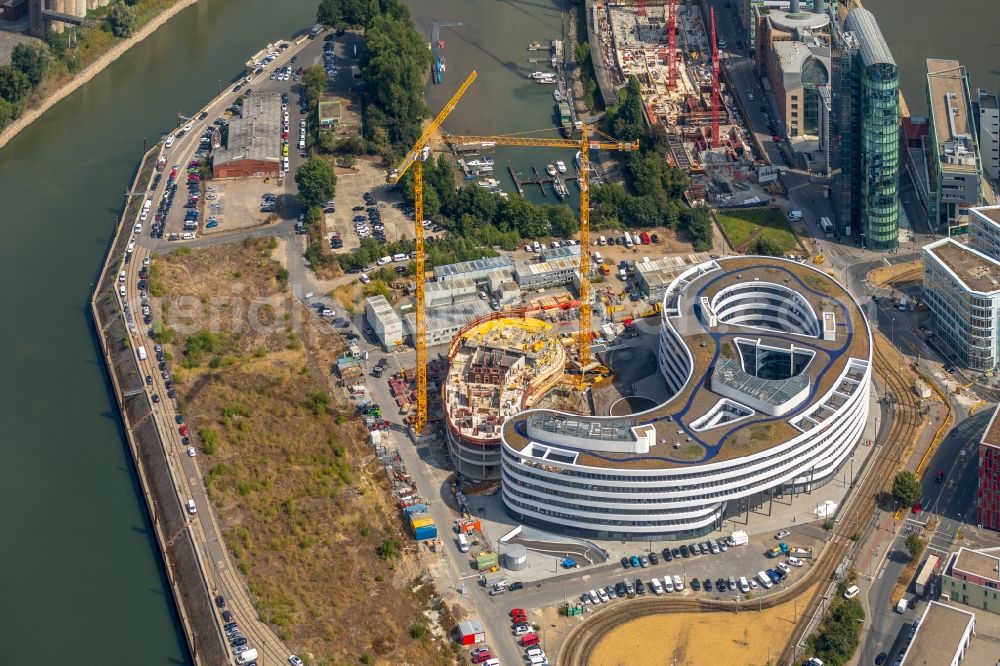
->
0, 98, 14, 128
546, 205, 579, 238
683, 206, 713, 252
43, 31, 70, 60
0, 65, 31, 103
905, 533, 925, 560
295, 157, 337, 209
891, 471, 921, 508
751, 236, 784, 256
603, 76, 646, 141
108, 3, 137, 38
302, 65, 327, 106
11, 42, 51, 87
317, 0, 377, 27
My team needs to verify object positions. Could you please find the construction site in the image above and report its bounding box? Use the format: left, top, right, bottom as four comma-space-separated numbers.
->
441, 315, 568, 481
594, 1, 783, 204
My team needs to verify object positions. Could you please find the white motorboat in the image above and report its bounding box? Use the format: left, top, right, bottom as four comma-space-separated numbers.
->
556, 160, 567, 173
545, 164, 557, 176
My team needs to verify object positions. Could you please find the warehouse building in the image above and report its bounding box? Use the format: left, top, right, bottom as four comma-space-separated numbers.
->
513, 257, 580, 290
403, 300, 492, 347
487, 269, 521, 305
540, 243, 582, 261
433, 256, 513, 283
634, 253, 712, 300
212, 93, 282, 179
365, 295, 404, 352
922, 238, 1000, 371
425, 277, 479, 308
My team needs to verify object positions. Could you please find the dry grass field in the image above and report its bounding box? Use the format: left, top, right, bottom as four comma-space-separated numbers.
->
154, 237, 454, 665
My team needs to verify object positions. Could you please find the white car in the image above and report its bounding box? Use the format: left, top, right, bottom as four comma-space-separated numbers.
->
787, 557, 804, 567
749, 579, 759, 590
143, 256, 151, 266
513, 624, 532, 636
662, 577, 674, 593
597, 588, 610, 603
165, 134, 175, 148
187, 447, 197, 457
777, 562, 791, 574
775, 530, 791, 539
288, 657, 304, 666
672, 575, 684, 591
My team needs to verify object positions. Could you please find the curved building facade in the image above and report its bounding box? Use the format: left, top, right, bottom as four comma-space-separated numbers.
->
500, 257, 872, 540
443, 314, 566, 480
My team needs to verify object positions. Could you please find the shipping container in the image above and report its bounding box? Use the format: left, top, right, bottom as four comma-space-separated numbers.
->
476, 551, 500, 571
410, 517, 435, 529
414, 524, 438, 540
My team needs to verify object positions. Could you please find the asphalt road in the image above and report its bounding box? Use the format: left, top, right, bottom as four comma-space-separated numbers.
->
117, 30, 329, 666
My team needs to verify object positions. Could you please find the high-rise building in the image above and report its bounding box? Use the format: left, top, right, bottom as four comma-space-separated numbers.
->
978, 406, 1000, 532
832, 8, 900, 250
977, 90, 1000, 183
925, 59, 982, 232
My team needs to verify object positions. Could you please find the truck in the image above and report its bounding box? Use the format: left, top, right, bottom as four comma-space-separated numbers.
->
457, 533, 470, 552
236, 649, 258, 665
897, 297, 909, 312
599, 264, 611, 276
414, 524, 438, 540
766, 541, 790, 558
790, 547, 814, 559
137, 346, 147, 361
819, 217, 834, 237
728, 530, 749, 547
896, 597, 908, 613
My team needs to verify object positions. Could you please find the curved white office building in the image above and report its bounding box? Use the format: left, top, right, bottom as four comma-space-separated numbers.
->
500, 257, 872, 540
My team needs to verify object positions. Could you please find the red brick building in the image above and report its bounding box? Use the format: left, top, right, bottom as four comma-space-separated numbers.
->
212, 93, 281, 179
978, 406, 1000, 530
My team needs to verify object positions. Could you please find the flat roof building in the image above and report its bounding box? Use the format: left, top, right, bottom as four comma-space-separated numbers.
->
365, 295, 404, 352
317, 98, 342, 129
978, 90, 1000, 183
433, 256, 513, 284
900, 601, 975, 666
403, 300, 492, 347
977, 406, 1000, 532
941, 546, 1000, 611
213, 93, 282, 179
926, 59, 982, 230
968, 205, 1000, 261
513, 257, 581, 290
634, 253, 711, 300
922, 238, 1000, 371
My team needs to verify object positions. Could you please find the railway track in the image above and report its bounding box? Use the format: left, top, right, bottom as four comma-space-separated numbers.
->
559, 333, 922, 666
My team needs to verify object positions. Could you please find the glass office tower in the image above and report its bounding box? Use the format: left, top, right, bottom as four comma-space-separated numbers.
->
835, 8, 900, 251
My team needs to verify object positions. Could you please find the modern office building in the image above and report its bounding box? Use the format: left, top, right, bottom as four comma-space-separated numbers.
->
941, 546, 1000, 612
977, 90, 1000, 183
978, 407, 1000, 532
925, 59, 982, 231
832, 8, 900, 249
968, 205, 1000, 261
499, 257, 872, 540
922, 238, 1000, 372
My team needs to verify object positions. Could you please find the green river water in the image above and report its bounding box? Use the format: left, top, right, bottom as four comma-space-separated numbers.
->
0, 0, 995, 660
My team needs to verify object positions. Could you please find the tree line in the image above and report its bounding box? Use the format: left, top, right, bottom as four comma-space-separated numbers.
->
0, 0, 149, 132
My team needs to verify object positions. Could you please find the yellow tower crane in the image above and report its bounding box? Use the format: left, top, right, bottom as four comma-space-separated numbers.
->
387, 70, 478, 434
445, 126, 639, 382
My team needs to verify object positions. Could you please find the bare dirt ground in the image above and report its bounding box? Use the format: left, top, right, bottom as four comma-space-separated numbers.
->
587, 583, 817, 666
154, 237, 455, 665
868, 260, 922, 290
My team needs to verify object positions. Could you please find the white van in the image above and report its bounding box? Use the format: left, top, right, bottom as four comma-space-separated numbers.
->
377, 255, 392, 266
236, 649, 258, 665
392, 253, 409, 263
457, 533, 469, 552
593, 251, 603, 265
843, 585, 860, 600
529, 655, 548, 666
788, 209, 803, 221
187, 499, 197, 515
138, 346, 148, 361
598, 235, 606, 246
738, 576, 750, 593
526, 648, 545, 659
757, 571, 773, 589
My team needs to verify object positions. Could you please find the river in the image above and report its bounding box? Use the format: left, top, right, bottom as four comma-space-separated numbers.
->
0, 0, 316, 662
861, 0, 1000, 117
410, 0, 583, 208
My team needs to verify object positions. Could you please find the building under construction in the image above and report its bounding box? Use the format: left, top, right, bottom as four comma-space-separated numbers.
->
594, 2, 762, 202
442, 315, 567, 480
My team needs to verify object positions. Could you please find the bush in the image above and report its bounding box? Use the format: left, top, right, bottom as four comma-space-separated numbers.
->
905, 533, 925, 560
808, 597, 864, 666
378, 537, 400, 560
107, 3, 137, 38
409, 623, 427, 639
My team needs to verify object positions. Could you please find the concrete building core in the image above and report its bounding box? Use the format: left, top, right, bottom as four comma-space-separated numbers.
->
443, 315, 566, 480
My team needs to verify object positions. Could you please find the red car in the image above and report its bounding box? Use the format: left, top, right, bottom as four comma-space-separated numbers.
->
282, 130, 289, 139
911, 501, 922, 515
179, 425, 189, 437
771, 135, 782, 143
509, 608, 526, 618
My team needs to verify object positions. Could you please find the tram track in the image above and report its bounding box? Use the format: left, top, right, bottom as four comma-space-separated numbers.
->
559, 333, 922, 665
